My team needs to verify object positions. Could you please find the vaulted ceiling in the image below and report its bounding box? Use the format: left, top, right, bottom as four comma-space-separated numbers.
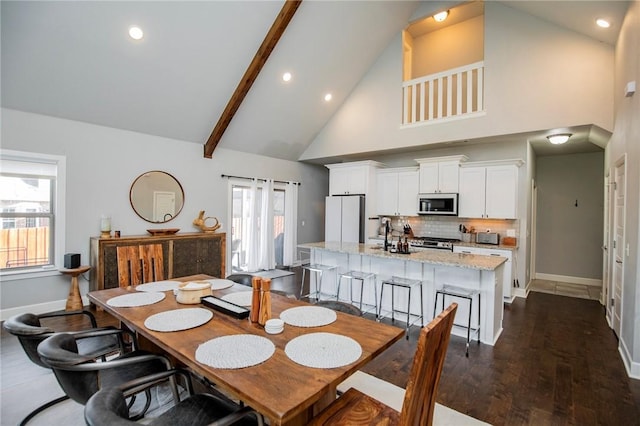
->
1, 1, 629, 162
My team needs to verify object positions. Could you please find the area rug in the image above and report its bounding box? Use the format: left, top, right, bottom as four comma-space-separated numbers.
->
249, 269, 294, 279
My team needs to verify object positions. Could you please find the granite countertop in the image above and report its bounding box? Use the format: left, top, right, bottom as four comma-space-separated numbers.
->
298, 242, 507, 271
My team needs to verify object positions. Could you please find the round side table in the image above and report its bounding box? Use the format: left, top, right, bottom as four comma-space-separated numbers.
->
59, 265, 91, 311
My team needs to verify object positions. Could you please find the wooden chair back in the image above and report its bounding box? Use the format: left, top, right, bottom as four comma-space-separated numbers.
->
399, 302, 458, 425
309, 302, 458, 426
116, 244, 164, 287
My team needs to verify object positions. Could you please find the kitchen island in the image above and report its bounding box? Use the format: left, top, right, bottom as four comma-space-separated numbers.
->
298, 242, 507, 345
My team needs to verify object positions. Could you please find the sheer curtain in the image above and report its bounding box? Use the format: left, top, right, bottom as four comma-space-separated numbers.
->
283, 182, 298, 266
258, 179, 275, 270
245, 179, 261, 272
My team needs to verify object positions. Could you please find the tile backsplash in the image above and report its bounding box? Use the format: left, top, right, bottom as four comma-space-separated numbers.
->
383, 216, 519, 240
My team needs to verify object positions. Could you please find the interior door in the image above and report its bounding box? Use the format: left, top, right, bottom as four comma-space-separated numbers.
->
612, 158, 625, 337
153, 191, 176, 222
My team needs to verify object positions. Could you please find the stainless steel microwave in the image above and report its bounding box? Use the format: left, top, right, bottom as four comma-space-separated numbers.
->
418, 193, 458, 216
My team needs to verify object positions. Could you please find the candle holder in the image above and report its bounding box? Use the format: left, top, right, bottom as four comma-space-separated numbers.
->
100, 215, 111, 238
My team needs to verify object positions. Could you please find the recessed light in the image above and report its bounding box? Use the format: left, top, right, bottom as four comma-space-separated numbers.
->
282, 72, 292, 82
433, 10, 449, 22
129, 26, 144, 40
596, 18, 611, 28
324, 93, 332, 102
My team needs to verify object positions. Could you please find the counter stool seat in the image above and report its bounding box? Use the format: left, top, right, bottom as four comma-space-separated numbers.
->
300, 263, 337, 301
378, 276, 424, 339
337, 270, 377, 315
434, 284, 480, 357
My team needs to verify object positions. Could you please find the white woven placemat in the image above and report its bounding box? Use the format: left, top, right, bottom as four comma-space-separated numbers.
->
144, 308, 213, 332
135, 280, 182, 292
285, 332, 362, 369
279, 306, 337, 327
205, 279, 236, 290
221, 291, 253, 307
195, 335, 275, 369
107, 292, 165, 307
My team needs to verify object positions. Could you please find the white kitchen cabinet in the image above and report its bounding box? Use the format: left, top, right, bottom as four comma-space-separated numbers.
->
376, 167, 418, 216
326, 161, 384, 195
415, 155, 467, 193
453, 245, 514, 302
458, 161, 522, 219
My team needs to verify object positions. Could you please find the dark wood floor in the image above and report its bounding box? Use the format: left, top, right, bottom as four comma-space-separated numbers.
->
3, 270, 639, 425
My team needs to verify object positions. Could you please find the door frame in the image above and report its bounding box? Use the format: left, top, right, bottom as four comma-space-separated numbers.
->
610, 154, 626, 337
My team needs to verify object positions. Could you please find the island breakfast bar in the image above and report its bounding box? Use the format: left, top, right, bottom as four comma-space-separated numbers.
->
299, 242, 507, 345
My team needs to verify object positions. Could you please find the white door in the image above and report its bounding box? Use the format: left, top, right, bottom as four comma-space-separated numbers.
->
612, 158, 626, 336
153, 191, 175, 222
325, 196, 343, 242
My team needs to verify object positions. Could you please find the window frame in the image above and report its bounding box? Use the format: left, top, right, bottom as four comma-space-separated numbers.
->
0, 149, 66, 280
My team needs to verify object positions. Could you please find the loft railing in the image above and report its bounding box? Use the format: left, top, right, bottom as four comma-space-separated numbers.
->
402, 61, 484, 126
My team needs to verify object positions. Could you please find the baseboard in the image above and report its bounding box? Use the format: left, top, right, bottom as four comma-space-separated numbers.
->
1, 299, 67, 321
619, 337, 640, 379
535, 273, 602, 287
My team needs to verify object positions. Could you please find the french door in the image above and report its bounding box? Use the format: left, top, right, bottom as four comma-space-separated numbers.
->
229, 183, 285, 273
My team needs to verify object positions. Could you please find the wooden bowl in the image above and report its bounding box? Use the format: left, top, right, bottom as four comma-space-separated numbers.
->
176, 281, 212, 304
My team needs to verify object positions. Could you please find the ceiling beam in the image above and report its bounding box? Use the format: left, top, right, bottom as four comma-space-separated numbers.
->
204, 0, 302, 158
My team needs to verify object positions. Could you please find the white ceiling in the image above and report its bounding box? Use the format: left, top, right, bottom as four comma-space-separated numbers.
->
1, 1, 628, 162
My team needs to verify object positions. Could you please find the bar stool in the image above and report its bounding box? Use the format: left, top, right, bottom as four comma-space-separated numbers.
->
336, 270, 377, 315
300, 263, 337, 301
378, 276, 424, 339
434, 284, 480, 357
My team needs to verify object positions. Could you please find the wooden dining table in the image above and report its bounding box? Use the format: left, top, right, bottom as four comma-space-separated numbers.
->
88, 274, 405, 426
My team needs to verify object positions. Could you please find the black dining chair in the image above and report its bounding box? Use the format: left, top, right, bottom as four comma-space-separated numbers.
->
225, 273, 254, 287
37, 330, 178, 418
84, 369, 263, 426
3, 311, 124, 425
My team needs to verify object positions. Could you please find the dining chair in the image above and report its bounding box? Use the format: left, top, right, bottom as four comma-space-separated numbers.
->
315, 300, 363, 316
309, 303, 458, 426
84, 369, 264, 426
225, 273, 254, 287
116, 244, 164, 287
37, 329, 178, 417
3, 311, 125, 425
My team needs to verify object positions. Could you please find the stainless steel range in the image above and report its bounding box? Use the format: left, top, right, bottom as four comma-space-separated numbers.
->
408, 237, 460, 251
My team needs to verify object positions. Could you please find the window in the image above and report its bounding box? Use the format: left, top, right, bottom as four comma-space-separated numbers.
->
0, 150, 66, 275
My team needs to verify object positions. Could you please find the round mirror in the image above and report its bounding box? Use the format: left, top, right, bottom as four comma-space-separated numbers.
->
129, 171, 184, 223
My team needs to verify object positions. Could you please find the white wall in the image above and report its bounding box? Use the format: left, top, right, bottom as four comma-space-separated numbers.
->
300, 1, 614, 161
0, 108, 328, 315
609, 0, 640, 378
535, 152, 604, 280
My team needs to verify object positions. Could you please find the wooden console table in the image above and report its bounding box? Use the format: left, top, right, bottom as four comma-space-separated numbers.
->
89, 232, 226, 293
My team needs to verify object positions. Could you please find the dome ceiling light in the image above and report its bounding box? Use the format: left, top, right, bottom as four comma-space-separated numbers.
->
546, 133, 572, 145
433, 10, 449, 22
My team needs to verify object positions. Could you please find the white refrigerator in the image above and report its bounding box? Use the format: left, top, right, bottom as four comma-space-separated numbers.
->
325, 195, 365, 243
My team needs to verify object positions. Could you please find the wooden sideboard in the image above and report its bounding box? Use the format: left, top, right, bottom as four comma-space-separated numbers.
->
89, 232, 226, 292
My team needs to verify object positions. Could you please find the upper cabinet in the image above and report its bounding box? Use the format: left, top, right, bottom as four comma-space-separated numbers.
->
458, 160, 523, 219
376, 167, 419, 216
415, 155, 468, 193
326, 161, 384, 195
